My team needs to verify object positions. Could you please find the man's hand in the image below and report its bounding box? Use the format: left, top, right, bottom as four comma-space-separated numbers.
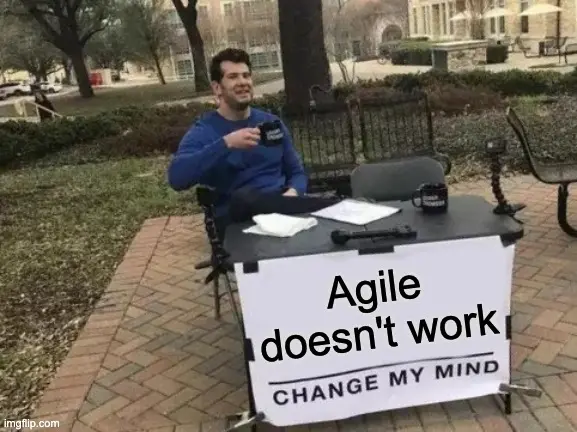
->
224, 128, 261, 149
283, 188, 298, 196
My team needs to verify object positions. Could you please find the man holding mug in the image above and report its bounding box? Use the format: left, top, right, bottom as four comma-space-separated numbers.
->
167, 48, 335, 239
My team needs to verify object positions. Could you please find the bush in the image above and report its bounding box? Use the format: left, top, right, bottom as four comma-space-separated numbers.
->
351, 67, 577, 97
0, 103, 209, 169
390, 47, 433, 65
4, 68, 577, 169
434, 96, 577, 174
486, 44, 509, 64
390, 42, 433, 66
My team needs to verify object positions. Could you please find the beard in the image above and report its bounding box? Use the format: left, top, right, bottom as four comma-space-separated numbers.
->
223, 87, 253, 111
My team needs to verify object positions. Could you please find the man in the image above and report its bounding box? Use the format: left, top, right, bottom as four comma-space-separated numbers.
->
167, 48, 309, 239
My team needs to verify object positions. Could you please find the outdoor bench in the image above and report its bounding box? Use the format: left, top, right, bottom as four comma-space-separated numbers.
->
564, 43, 577, 64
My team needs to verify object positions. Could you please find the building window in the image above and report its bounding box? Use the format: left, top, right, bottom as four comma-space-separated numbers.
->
223, 3, 232, 16
448, 2, 454, 34
441, 3, 447, 34
197, 5, 209, 19
176, 59, 193, 78
422, 6, 427, 33
413, 8, 418, 34
243, 0, 269, 20
520, 0, 529, 33
172, 35, 190, 55
249, 51, 279, 69
498, 0, 506, 33
489, 0, 496, 34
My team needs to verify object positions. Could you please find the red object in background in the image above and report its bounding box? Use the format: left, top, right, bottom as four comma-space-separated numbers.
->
89, 72, 103, 86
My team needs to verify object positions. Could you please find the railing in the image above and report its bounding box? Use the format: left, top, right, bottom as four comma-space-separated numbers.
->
11, 99, 64, 122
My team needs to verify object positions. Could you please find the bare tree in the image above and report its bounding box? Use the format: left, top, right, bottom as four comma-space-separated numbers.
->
120, 0, 174, 85
196, 9, 220, 62
323, 0, 356, 85
1, 16, 61, 81
85, 20, 128, 71
464, 0, 486, 39
2, 0, 115, 98
170, 0, 210, 91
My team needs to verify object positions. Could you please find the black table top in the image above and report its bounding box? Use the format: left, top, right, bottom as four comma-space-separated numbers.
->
223, 195, 524, 264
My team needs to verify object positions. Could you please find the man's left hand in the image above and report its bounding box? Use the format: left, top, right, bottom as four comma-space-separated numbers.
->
283, 188, 298, 196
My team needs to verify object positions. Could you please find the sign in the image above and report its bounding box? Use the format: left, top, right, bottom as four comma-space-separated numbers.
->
234, 236, 515, 427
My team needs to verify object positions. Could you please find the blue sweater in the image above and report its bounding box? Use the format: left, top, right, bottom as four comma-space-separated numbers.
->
167, 108, 308, 217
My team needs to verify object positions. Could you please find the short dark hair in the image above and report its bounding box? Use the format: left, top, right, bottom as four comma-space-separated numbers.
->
209, 48, 252, 82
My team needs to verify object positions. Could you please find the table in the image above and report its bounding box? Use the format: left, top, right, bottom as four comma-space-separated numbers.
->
224, 195, 524, 428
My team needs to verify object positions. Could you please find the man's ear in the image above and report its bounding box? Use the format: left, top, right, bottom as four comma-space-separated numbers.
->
211, 81, 221, 97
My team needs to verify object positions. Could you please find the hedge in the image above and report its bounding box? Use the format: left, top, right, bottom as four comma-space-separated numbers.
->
389, 41, 508, 66
10, 96, 575, 182
3, 68, 577, 169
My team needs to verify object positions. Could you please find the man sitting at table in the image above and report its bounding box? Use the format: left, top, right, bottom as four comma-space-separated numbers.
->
167, 48, 337, 240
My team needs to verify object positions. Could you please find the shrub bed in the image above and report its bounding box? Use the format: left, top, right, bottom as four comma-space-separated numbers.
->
25, 96, 577, 185
4, 68, 577, 169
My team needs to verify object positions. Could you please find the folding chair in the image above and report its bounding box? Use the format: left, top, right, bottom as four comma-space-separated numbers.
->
194, 185, 241, 323
350, 156, 446, 202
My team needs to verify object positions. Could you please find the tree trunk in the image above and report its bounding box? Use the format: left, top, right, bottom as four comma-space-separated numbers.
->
68, 46, 94, 98
152, 52, 166, 85
278, 0, 331, 109
61, 57, 72, 85
181, 15, 210, 92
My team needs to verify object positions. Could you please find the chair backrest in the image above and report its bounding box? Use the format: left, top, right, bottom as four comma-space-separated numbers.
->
505, 106, 543, 181
350, 156, 445, 202
279, 99, 357, 193
357, 91, 437, 163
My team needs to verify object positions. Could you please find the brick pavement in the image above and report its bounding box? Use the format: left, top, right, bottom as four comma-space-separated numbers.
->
27, 175, 577, 431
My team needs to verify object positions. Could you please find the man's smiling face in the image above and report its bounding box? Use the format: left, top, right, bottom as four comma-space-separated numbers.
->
215, 60, 254, 110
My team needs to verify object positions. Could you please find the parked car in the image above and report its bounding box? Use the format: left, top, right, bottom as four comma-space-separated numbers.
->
0, 82, 32, 97
38, 81, 62, 93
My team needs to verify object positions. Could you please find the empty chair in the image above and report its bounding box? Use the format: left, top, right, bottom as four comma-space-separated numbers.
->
350, 156, 446, 202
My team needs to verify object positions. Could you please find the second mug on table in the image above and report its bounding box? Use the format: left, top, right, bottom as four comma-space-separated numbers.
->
411, 183, 448, 214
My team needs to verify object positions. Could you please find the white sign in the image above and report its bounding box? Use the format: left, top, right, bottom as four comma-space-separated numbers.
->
234, 236, 515, 427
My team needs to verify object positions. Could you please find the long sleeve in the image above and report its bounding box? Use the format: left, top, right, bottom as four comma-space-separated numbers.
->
280, 122, 308, 194
167, 124, 229, 191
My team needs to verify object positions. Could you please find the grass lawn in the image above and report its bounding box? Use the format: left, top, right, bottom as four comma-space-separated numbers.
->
0, 71, 283, 118
0, 150, 196, 419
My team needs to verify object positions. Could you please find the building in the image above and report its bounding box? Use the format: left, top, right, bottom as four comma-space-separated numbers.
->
324, 0, 409, 58
161, 0, 281, 81
407, 0, 576, 47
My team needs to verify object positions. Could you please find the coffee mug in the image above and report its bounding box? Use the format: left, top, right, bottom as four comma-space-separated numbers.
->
411, 183, 448, 213
258, 120, 284, 147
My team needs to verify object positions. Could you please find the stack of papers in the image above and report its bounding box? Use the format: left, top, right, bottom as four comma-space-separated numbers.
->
311, 199, 400, 225
243, 213, 318, 237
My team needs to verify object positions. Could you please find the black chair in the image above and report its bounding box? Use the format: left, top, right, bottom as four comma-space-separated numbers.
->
193, 185, 242, 323
278, 99, 357, 197
357, 91, 452, 176
506, 106, 577, 237
350, 156, 446, 202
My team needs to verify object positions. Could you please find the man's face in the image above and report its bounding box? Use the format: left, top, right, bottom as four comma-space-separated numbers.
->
213, 61, 253, 110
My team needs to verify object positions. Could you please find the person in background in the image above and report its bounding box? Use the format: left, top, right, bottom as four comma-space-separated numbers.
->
167, 48, 311, 239
33, 87, 56, 122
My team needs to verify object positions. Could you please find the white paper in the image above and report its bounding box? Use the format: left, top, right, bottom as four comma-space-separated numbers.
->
311, 199, 401, 225
243, 213, 318, 237
234, 236, 514, 427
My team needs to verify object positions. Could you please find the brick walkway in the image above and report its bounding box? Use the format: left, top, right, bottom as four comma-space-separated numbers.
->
28, 175, 577, 431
